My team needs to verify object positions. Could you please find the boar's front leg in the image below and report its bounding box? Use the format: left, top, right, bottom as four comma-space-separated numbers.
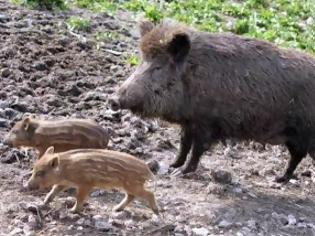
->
275, 140, 307, 183
174, 126, 211, 175
170, 125, 193, 168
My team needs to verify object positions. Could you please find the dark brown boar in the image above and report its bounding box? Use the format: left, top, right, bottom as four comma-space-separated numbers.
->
109, 20, 315, 183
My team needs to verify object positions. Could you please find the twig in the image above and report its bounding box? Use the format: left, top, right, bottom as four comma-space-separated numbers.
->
103, 48, 123, 56
68, 29, 86, 43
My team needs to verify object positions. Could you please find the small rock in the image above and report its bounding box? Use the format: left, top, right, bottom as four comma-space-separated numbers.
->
90, 189, 106, 197
211, 169, 232, 184
0, 14, 10, 23
9, 227, 23, 236
288, 214, 297, 225
94, 219, 112, 231
271, 212, 288, 225
218, 219, 233, 228
0, 101, 9, 109
0, 118, 9, 128
11, 102, 29, 112
34, 62, 47, 71
146, 160, 160, 174
66, 85, 82, 97
301, 170, 312, 177
1, 68, 11, 78
4, 108, 18, 119
247, 219, 257, 229
192, 227, 209, 236
76, 218, 85, 225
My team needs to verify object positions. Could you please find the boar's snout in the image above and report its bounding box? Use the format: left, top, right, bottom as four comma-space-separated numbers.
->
109, 96, 121, 111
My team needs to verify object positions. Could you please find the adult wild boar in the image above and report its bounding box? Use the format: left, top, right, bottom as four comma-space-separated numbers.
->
109, 20, 315, 183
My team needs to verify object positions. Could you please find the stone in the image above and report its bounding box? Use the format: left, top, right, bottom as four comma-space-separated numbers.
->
218, 219, 233, 228
192, 227, 209, 236
146, 160, 160, 174
0, 118, 9, 128
1, 68, 11, 78
288, 214, 297, 225
211, 169, 232, 184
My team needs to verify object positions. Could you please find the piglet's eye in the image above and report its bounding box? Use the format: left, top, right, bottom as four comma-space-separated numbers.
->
35, 171, 45, 177
154, 66, 161, 71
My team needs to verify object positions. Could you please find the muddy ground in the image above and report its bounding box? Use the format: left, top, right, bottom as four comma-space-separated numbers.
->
0, 1, 315, 235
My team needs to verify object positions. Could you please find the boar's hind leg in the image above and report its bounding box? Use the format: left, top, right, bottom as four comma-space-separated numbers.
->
275, 140, 308, 183
170, 125, 193, 168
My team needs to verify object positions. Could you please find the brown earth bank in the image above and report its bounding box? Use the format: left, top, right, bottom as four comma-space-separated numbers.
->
0, 1, 315, 235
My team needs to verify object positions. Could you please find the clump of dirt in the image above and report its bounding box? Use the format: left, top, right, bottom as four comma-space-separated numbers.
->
0, 1, 315, 235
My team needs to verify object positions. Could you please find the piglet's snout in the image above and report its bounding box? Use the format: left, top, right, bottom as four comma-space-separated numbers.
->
26, 179, 39, 191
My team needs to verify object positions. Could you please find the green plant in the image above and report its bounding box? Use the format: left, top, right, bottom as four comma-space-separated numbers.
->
95, 31, 119, 42
126, 55, 140, 66
66, 17, 91, 32
11, 0, 67, 10
69, 0, 315, 54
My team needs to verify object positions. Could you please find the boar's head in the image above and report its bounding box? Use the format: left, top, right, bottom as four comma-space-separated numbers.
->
110, 20, 191, 121
27, 146, 60, 190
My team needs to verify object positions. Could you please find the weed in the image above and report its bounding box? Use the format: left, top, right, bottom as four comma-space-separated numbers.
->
66, 16, 91, 32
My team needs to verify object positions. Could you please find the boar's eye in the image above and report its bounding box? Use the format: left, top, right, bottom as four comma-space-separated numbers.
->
35, 170, 45, 177
153, 66, 162, 72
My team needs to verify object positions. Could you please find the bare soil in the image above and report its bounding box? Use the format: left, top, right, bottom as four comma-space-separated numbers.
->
0, 1, 315, 235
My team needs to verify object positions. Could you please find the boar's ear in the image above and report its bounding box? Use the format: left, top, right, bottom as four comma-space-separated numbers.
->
139, 20, 154, 37
49, 157, 59, 169
167, 32, 190, 66
22, 117, 31, 131
45, 146, 55, 155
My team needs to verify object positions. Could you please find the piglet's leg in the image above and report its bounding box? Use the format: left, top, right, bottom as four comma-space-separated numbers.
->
113, 194, 135, 212
43, 184, 66, 205
133, 186, 159, 214
70, 185, 92, 213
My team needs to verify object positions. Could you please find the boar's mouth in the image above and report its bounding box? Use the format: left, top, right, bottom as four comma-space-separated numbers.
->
110, 95, 148, 115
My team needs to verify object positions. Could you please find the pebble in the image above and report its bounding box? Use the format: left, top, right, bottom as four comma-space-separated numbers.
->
288, 214, 297, 225
0, 117, 9, 128
218, 219, 233, 228
0, 14, 10, 23
1, 68, 11, 78
146, 159, 160, 174
192, 227, 209, 236
93, 215, 112, 231
211, 169, 232, 184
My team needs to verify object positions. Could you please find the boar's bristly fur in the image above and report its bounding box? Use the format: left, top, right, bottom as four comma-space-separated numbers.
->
110, 19, 315, 183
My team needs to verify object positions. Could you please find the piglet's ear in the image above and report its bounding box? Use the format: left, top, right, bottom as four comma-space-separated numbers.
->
167, 33, 191, 66
49, 157, 59, 169
22, 117, 30, 131
45, 146, 55, 155
138, 20, 154, 37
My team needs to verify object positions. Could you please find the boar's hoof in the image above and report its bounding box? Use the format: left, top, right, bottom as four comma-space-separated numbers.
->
171, 166, 197, 176
274, 175, 290, 184
170, 168, 184, 176
170, 161, 185, 169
